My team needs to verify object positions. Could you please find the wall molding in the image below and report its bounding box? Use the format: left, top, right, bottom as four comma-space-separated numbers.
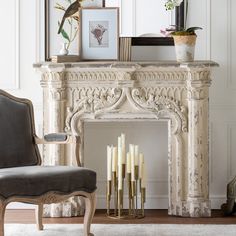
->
2, 0, 20, 90
35, 0, 44, 62
206, 0, 211, 60
14, 0, 20, 90
227, 124, 236, 180
226, 0, 236, 90
132, 0, 136, 36
8, 194, 226, 210
209, 122, 213, 183
95, 194, 225, 209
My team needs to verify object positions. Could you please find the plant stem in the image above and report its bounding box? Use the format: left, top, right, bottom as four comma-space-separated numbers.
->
66, 18, 73, 50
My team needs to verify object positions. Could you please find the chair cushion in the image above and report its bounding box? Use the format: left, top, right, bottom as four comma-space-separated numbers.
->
0, 166, 96, 198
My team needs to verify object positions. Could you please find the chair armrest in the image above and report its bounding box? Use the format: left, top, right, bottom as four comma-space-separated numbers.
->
34, 133, 81, 166
34, 133, 80, 145
44, 133, 67, 142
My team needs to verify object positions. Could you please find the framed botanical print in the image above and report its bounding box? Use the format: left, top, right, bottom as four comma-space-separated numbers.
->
45, 0, 105, 61
79, 8, 119, 60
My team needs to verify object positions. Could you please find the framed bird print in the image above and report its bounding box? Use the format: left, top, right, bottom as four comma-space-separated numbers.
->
45, 0, 105, 61
79, 8, 119, 60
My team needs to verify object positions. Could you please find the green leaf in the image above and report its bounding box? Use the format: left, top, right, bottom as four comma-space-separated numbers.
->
61, 28, 70, 41
186, 27, 203, 33
58, 21, 70, 42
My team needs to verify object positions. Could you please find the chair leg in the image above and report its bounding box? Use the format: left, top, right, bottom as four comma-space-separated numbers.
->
0, 201, 6, 236
36, 204, 44, 230
84, 192, 96, 236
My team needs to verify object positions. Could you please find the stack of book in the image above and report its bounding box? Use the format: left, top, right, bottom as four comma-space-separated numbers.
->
119, 37, 132, 61
51, 55, 80, 63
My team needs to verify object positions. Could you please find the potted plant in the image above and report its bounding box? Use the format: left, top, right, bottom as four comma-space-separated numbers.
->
165, 0, 202, 62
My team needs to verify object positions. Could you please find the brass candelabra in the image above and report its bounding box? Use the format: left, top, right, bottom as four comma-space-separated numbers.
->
107, 164, 146, 219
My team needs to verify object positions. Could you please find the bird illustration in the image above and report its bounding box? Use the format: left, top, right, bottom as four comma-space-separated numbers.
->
58, 0, 80, 34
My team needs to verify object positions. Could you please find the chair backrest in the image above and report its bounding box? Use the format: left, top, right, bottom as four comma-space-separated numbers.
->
0, 90, 41, 168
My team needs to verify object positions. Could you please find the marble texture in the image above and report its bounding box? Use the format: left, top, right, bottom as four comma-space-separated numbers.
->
35, 61, 218, 217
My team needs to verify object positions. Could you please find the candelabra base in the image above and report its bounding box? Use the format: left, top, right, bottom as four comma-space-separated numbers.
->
107, 209, 145, 219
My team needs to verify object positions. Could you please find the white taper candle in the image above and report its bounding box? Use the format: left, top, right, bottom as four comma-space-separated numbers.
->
112, 146, 118, 173
130, 144, 135, 181
118, 136, 123, 190
121, 133, 126, 164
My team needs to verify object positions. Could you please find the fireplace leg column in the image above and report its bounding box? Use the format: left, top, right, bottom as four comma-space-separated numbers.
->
42, 73, 84, 217
187, 70, 211, 217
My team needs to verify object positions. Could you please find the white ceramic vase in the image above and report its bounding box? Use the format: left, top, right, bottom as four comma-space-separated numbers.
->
59, 42, 69, 56
172, 35, 197, 62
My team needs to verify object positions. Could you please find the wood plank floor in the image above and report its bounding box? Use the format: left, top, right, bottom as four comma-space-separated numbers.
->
4, 209, 236, 224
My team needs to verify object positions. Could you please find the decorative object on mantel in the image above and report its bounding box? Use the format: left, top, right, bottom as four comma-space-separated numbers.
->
107, 134, 146, 219
172, 27, 202, 62
59, 42, 69, 55
165, 0, 202, 62
221, 176, 236, 216
79, 8, 119, 60
34, 61, 219, 217
51, 55, 80, 63
45, 0, 105, 61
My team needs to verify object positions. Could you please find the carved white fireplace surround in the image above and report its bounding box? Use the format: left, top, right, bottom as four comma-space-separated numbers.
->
35, 61, 218, 217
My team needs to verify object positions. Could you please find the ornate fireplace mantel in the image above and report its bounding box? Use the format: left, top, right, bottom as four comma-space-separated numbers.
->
35, 61, 218, 217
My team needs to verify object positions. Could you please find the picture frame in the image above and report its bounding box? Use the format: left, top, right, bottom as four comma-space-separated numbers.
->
103, 0, 185, 46
79, 8, 119, 60
45, 0, 105, 61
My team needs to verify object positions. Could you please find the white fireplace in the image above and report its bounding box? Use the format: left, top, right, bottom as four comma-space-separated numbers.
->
35, 61, 218, 217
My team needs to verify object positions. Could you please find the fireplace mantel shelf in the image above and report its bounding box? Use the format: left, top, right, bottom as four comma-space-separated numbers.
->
36, 60, 218, 218
34, 60, 218, 70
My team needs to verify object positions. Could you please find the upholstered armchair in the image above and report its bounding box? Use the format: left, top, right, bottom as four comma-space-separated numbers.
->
0, 90, 96, 236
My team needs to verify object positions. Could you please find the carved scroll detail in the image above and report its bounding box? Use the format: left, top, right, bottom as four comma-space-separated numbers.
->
65, 87, 123, 133
130, 88, 188, 133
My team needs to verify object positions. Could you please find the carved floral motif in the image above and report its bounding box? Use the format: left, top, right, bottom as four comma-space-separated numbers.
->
130, 87, 188, 133
65, 87, 123, 132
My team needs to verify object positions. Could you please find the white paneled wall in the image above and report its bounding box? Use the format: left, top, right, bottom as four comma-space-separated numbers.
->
1, 0, 236, 209
0, 0, 19, 89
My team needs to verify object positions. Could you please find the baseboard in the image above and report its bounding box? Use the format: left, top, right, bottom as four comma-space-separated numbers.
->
6, 195, 226, 210
96, 194, 226, 210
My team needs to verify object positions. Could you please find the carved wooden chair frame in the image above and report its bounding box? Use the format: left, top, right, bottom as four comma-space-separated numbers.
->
0, 90, 96, 236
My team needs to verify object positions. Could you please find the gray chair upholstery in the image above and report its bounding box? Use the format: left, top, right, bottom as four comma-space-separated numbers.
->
0, 93, 39, 168
0, 90, 96, 236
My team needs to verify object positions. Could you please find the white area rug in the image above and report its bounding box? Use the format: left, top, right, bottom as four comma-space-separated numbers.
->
5, 224, 236, 236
